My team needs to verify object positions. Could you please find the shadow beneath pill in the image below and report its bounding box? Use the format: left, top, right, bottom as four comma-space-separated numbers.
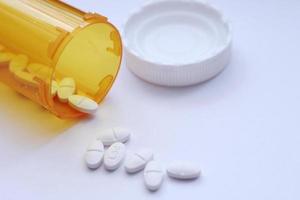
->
84, 166, 101, 173
124, 170, 142, 177
167, 175, 202, 184
144, 186, 165, 195
102, 168, 120, 174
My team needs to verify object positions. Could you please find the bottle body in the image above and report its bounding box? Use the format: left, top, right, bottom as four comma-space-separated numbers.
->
0, 0, 122, 118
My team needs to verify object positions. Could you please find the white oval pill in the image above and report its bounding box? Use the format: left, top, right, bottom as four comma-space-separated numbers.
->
167, 161, 201, 180
27, 63, 50, 79
9, 54, 28, 73
97, 127, 131, 146
68, 95, 98, 114
85, 139, 104, 169
144, 161, 164, 191
27, 63, 44, 73
125, 149, 153, 173
104, 142, 126, 171
57, 77, 76, 102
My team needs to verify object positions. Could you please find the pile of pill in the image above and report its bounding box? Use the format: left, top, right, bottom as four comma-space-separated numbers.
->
54, 77, 98, 114
0, 44, 98, 115
85, 127, 201, 191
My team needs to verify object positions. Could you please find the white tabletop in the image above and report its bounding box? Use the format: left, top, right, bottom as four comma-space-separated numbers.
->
0, 0, 299, 199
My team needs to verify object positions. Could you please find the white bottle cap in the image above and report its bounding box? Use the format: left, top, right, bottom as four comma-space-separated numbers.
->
123, 0, 232, 86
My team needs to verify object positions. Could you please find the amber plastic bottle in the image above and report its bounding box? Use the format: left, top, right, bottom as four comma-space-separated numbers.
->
0, 0, 122, 118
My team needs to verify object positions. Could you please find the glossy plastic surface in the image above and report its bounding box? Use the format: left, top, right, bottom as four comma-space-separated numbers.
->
0, 0, 122, 118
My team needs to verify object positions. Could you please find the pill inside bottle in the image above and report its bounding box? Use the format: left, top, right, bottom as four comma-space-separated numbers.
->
0, 0, 122, 118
